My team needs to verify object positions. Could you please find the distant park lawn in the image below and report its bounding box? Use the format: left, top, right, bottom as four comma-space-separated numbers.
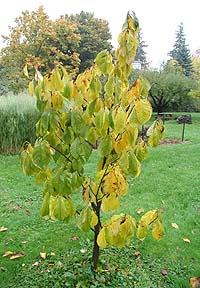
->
0, 113, 200, 287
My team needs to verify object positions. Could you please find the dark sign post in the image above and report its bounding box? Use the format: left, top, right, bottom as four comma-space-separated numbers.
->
176, 114, 192, 142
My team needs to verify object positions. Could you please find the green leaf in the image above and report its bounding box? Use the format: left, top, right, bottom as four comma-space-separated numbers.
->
71, 110, 84, 135
82, 140, 92, 161
78, 207, 94, 232
99, 135, 112, 157
97, 228, 107, 248
127, 150, 141, 178
32, 140, 52, 169
70, 137, 80, 159
40, 192, 50, 217
95, 50, 113, 74
137, 222, 149, 240
53, 196, 67, 221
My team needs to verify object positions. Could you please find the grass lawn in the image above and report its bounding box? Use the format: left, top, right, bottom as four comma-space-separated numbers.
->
0, 113, 200, 287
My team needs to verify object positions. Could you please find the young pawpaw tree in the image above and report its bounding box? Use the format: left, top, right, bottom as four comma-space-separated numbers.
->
20, 12, 165, 270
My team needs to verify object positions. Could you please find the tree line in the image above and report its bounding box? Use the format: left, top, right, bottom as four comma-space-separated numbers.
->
0, 6, 200, 112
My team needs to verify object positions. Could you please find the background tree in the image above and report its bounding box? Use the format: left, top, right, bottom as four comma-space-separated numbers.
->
0, 6, 80, 93
168, 22, 193, 77
66, 11, 112, 73
135, 28, 148, 68
142, 63, 198, 113
192, 49, 200, 80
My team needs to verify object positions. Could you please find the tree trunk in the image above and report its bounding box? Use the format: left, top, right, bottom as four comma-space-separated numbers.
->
91, 201, 101, 270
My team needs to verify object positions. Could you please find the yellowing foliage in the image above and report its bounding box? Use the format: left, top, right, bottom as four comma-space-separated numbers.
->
20, 12, 165, 269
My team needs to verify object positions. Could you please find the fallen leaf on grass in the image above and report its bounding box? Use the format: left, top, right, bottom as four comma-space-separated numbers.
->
10, 252, 25, 260
134, 251, 140, 257
50, 252, 55, 256
0, 266, 7, 272
80, 249, 87, 254
161, 269, 169, 276
197, 208, 200, 213
3, 251, 14, 257
71, 236, 79, 241
0, 226, 8, 232
191, 229, 195, 235
172, 223, 179, 229
190, 277, 200, 288
182, 238, 191, 243
137, 208, 144, 214
40, 252, 46, 260
25, 210, 30, 215
32, 261, 39, 266
21, 240, 28, 244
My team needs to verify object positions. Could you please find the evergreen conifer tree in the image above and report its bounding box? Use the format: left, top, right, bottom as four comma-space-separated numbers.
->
168, 23, 193, 77
135, 28, 148, 68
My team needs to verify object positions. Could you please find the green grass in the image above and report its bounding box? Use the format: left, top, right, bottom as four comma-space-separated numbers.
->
1, 114, 200, 287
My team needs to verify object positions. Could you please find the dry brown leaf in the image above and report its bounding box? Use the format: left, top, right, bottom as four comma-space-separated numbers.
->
161, 269, 169, 276
10, 252, 24, 260
0, 226, 8, 232
32, 261, 39, 266
25, 210, 30, 215
40, 252, 46, 260
182, 237, 190, 243
172, 223, 179, 229
134, 251, 140, 257
137, 208, 144, 214
71, 236, 79, 241
3, 251, 14, 257
8, 238, 14, 242
190, 277, 200, 288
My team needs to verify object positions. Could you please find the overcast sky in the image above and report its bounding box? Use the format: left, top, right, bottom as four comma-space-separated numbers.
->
1, 0, 200, 67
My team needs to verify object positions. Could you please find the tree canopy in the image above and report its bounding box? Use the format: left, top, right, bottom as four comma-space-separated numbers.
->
0, 6, 80, 93
168, 22, 193, 77
65, 11, 112, 73
143, 63, 198, 113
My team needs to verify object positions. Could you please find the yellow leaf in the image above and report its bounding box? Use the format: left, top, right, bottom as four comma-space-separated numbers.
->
134, 99, 152, 125
3, 251, 14, 257
152, 220, 164, 240
97, 228, 107, 248
136, 222, 148, 240
101, 193, 120, 213
172, 223, 179, 229
90, 211, 98, 228
182, 237, 191, 243
112, 107, 126, 134
23, 64, 29, 78
28, 80, 34, 96
40, 252, 46, 259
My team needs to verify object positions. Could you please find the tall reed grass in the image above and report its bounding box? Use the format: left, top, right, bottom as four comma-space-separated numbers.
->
0, 92, 40, 154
